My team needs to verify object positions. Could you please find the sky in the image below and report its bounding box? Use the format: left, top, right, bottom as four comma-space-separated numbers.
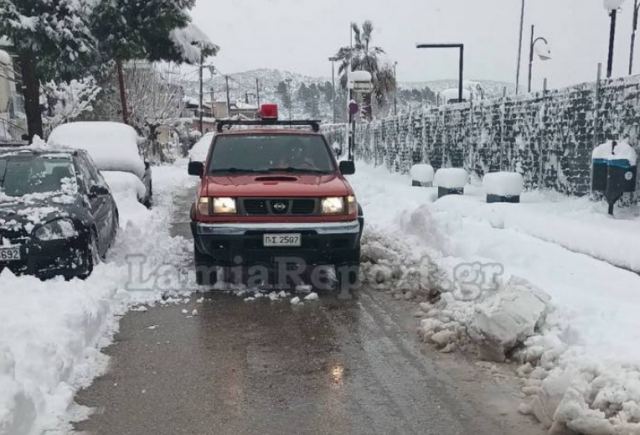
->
191, 0, 638, 91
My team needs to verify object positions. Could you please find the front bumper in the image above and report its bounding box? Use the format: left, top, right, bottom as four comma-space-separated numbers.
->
192, 219, 363, 266
0, 237, 89, 279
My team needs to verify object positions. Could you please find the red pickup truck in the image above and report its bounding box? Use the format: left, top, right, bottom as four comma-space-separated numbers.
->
188, 105, 363, 290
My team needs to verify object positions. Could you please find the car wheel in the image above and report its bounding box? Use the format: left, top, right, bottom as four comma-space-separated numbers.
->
194, 242, 216, 286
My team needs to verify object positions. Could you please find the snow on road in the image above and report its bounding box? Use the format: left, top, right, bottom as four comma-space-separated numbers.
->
350, 162, 640, 434
0, 161, 195, 435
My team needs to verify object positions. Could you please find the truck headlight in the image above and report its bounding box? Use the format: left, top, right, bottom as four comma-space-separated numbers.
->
347, 195, 357, 215
213, 197, 237, 214
321, 197, 345, 214
197, 197, 212, 215
34, 219, 78, 241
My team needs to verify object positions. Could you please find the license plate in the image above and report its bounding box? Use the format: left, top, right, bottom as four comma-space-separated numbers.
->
263, 233, 301, 247
0, 246, 21, 262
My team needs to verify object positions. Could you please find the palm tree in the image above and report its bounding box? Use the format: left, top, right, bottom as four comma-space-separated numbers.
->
334, 21, 396, 119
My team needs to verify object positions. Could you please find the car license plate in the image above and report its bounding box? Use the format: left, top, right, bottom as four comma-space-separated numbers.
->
263, 233, 301, 247
0, 246, 21, 262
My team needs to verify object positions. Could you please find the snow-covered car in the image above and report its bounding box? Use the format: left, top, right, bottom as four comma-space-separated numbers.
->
0, 147, 119, 279
189, 131, 214, 163
48, 121, 153, 207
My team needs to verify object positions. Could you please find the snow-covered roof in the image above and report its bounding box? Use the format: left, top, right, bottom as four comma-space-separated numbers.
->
48, 122, 146, 178
170, 24, 219, 64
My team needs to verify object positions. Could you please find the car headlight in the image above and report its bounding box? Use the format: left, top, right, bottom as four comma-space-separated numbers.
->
34, 219, 79, 241
213, 197, 237, 214
321, 197, 345, 215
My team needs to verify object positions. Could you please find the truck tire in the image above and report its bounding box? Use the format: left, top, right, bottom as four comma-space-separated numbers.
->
335, 247, 361, 292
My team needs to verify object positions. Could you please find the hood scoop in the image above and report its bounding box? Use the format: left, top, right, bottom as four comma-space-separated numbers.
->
254, 175, 299, 183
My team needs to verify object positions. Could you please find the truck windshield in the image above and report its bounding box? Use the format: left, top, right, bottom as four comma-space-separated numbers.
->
208, 135, 335, 174
0, 154, 77, 197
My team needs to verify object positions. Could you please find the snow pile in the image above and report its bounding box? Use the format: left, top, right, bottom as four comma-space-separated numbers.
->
592, 140, 638, 166
48, 122, 146, 178
483, 172, 524, 196
433, 168, 468, 189
189, 132, 214, 163
410, 164, 434, 184
350, 161, 640, 435
0, 161, 196, 434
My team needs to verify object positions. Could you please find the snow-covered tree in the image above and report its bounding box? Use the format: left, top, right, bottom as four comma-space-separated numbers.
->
333, 21, 397, 120
0, 0, 96, 140
90, 0, 218, 124
43, 77, 101, 133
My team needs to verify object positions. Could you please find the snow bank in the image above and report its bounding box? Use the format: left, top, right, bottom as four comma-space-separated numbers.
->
483, 172, 524, 196
48, 122, 145, 179
434, 168, 468, 189
0, 160, 196, 434
189, 132, 214, 163
410, 164, 434, 184
350, 161, 640, 434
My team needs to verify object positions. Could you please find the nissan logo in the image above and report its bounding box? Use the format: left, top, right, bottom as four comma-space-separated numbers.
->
272, 202, 287, 211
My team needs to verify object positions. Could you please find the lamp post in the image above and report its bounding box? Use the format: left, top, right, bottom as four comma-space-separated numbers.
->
528, 25, 551, 93
328, 56, 338, 123
630, 0, 639, 74
416, 43, 465, 102
516, 0, 526, 95
605, 0, 626, 78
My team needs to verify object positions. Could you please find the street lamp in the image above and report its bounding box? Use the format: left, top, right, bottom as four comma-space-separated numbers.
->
629, 0, 639, 74
605, 0, 626, 78
528, 25, 551, 93
416, 43, 465, 102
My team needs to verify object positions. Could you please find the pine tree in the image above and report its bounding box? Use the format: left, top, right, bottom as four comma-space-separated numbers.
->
0, 0, 96, 140
276, 81, 292, 113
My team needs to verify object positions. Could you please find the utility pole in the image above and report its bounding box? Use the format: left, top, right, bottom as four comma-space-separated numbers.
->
329, 57, 338, 123
199, 52, 204, 133
210, 87, 215, 118
285, 78, 293, 120
256, 78, 261, 106
393, 61, 398, 116
516, 0, 526, 95
225, 75, 231, 119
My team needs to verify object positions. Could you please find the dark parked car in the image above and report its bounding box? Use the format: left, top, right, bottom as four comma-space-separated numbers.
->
0, 147, 119, 279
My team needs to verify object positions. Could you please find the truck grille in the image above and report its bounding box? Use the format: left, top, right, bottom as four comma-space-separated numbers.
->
240, 198, 318, 215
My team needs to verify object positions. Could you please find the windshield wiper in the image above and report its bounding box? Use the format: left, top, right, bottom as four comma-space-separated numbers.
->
267, 167, 330, 174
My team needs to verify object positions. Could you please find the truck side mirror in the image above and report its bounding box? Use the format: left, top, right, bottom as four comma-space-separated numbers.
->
188, 161, 204, 177
339, 161, 355, 175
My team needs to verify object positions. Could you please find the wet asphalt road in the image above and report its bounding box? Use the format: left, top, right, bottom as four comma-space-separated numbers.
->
73, 189, 543, 435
